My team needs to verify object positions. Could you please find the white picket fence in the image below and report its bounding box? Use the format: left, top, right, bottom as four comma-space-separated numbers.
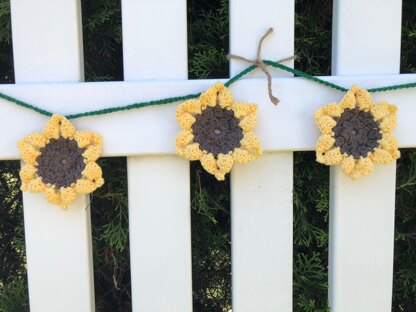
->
0, 0, 415, 311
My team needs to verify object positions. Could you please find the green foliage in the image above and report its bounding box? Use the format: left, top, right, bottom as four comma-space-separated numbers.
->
90, 157, 131, 311
191, 163, 231, 312
295, 0, 332, 76
401, 0, 416, 74
0, 278, 29, 312
81, 0, 123, 81
0, 160, 28, 311
0, 0, 13, 83
188, 0, 229, 79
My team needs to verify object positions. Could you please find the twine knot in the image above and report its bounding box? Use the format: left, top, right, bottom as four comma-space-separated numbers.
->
229, 27, 297, 105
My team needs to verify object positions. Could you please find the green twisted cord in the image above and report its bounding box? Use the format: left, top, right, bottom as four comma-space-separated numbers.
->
0, 60, 415, 120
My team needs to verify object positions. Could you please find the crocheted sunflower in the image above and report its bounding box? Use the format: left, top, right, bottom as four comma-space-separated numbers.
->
176, 83, 262, 180
315, 85, 400, 179
18, 115, 104, 209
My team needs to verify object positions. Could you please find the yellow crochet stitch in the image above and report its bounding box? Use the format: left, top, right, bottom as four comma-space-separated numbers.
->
176, 83, 262, 180
315, 85, 400, 179
18, 115, 104, 209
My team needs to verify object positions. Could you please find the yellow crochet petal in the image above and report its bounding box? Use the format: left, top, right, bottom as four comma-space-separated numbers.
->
239, 113, 257, 132
341, 156, 356, 175
59, 116, 76, 139
232, 147, 257, 164
316, 134, 335, 154
83, 145, 101, 163
370, 148, 394, 164
43, 115, 62, 139
371, 102, 397, 121
26, 177, 46, 193
379, 134, 397, 151
200, 153, 223, 180
240, 132, 261, 151
59, 187, 77, 209
200, 84, 218, 108
177, 112, 196, 130
74, 131, 92, 148
315, 102, 342, 119
75, 179, 97, 194
379, 114, 397, 133
82, 134, 102, 163
217, 153, 234, 175
175, 130, 194, 148
355, 86, 372, 111
177, 99, 202, 115
44, 187, 61, 206
231, 102, 257, 118
19, 164, 37, 183
339, 89, 356, 110
315, 115, 336, 135
178, 143, 204, 160
18, 141, 41, 165
217, 83, 233, 108
21, 133, 47, 148
321, 147, 343, 165
82, 162, 103, 181
349, 158, 374, 179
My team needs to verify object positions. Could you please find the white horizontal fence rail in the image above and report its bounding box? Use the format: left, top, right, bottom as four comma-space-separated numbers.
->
10, 0, 94, 312
1, 75, 416, 159
0, 0, 415, 311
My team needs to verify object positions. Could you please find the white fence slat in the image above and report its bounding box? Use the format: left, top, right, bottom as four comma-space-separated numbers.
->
10, 1, 94, 311
230, 1, 294, 311
121, 1, 192, 311
230, 0, 295, 77
329, 1, 402, 311
332, 0, 402, 75
10, 0, 83, 83
127, 157, 192, 312
122, 0, 187, 81
231, 153, 293, 311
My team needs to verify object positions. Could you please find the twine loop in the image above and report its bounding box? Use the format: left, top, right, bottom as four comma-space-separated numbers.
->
229, 27, 297, 105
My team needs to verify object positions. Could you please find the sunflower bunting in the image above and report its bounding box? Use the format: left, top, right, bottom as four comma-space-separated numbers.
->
176, 83, 262, 180
315, 85, 400, 179
18, 115, 104, 209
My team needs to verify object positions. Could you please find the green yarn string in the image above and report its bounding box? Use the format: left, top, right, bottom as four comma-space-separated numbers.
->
0, 60, 415, 120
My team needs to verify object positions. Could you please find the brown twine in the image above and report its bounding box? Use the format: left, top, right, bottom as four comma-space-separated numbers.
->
229, 27, 297, 105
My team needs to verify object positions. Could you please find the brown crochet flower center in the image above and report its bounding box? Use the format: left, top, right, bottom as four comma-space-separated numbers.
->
192, 106, 243, 156
36, 137, 86, 188
333, 108, 382, 159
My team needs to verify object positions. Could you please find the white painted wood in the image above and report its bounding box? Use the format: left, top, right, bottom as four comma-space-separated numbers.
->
329, 166, 397, 311
230, 0, 295, 77
1, 73, 416, 160
231, 153, 293, 311
230, 1, 294, 311
332, 0, 402, 75
121, 1, 192, 311
329, 1, 402, 311
122, 0, 187, 80
10, 0, 84, 83
127, 157, 192, 312
10, 1, 94, 311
